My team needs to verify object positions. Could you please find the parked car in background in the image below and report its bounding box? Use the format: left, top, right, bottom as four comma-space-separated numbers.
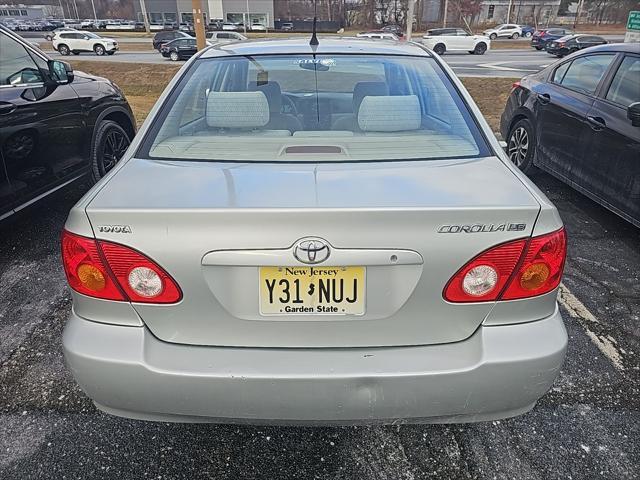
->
482, 24, 522, 39
61, 37, 567, 426
160, 37, 212, 61
546, 34, 607, 57
381, 24, 404, 37
250, 23, 267, 31
209, 19, 224, 30
280, 22, 294, 31
531, 27, 573, 50
44, 27, 77, 41
501, 43, 640, 227
0, 26, 135, 222
80, 19, 95, 29
222, 22, 242, 31
356, 31, 399, 40
422, 28, 490, 55
208, 31, 247, 43
153, 30, 191, 50
519, 25, 535, 37
53, 31, 118, 56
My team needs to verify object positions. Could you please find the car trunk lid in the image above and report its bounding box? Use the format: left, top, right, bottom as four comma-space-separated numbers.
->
85, 156, 541, 348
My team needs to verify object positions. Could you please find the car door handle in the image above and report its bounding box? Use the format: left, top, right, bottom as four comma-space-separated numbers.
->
537, 93, 551, 105
0, 102, 16, 115
587, 115, 606, 130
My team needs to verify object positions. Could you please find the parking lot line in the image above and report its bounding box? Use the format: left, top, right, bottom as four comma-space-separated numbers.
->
558, 283, 625, 371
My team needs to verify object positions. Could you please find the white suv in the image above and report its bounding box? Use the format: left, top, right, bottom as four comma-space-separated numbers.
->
53, 31, 118, 56
482, 24, 522, 40
422, 28, 490, 55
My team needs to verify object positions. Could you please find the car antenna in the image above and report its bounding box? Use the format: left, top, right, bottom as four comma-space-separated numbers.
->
310, 0, 319, 46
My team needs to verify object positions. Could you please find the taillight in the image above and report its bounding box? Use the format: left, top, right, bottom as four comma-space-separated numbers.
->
444, 228, 566, 303
511, 80, 521, 92
558, 42, 565, 47
61, 230, 182, 304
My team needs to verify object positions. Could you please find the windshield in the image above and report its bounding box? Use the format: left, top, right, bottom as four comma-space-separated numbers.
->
140, 54, 490, 162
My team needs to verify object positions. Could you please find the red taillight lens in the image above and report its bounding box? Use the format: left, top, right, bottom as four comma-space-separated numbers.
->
444, 239, 527, 303
61, 231, 125, 301
61, 230, 182, 304
444, 228, 566, 303
501, 228, 566, 300
511, 81, 521, 92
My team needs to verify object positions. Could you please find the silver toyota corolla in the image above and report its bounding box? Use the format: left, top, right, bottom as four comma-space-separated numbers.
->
61, 38, 568, 424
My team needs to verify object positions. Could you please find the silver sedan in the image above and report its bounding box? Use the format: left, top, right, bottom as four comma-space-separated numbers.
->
61, 38, 567, 424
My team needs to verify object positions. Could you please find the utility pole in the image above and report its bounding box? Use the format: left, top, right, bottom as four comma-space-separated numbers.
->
406, 0, 415, 40
192, 0, 207, 51
244, 0, 249, 33
442, 0, 448, 27
90, 0, 97, 20
507, 0, 513, 23
139, 0, 150, 33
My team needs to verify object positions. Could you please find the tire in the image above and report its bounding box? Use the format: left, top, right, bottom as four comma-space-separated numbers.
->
89, 120, 131, 184
57, 44, 70, 55
511, 32, 520, 39
433, 43, 446, 55
535, 46, 543, 50
473, 42, 487, 55
507, 118, 536, 174
94, 44, 106, 56
525, 31, 532, 38
170, 51, 180, 61
490, 33, 497, 40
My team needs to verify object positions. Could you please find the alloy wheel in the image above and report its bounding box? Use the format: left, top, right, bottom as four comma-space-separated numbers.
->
101, 128, 129, 173
508, 126, 529, 168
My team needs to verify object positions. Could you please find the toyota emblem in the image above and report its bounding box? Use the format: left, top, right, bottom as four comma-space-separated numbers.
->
293, 238, 331, 264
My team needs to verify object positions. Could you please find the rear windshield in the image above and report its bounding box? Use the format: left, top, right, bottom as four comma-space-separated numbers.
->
139, 54, 490, 162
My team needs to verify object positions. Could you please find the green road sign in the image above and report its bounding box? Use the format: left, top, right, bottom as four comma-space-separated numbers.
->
628, 11, 640, 31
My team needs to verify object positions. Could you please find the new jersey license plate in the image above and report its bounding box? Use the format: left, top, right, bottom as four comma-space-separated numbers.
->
259, 266, 365, 315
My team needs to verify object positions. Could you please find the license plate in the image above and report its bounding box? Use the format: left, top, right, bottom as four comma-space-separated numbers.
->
259, 266, 365, 315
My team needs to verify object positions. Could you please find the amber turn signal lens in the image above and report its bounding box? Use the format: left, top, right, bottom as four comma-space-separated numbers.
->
519, 263, 550, 291
77, 264, 106, 291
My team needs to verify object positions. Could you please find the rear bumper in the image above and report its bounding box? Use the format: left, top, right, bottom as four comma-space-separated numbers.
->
63, 308, 567, 425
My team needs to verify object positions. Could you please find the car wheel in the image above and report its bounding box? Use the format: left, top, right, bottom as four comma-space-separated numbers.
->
473, 42, 487, 55
535, 46, 543, 50
433, 43, 446, 55
511, 32, 520, 39
490, 33, 497, 40
58, 44, 70, 55
525, 32, 532, 38
507, 119, 536, 174
2, 131, 36, 160
90, 120, 131, 184
170, 51, 180, 61
94, 44, 106, 56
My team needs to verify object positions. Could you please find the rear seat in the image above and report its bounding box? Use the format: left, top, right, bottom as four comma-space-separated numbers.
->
202, 91, 292, 136
357, 95, 422, 135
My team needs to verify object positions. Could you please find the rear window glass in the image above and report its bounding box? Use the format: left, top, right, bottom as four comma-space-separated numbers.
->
139, 54, 490, 163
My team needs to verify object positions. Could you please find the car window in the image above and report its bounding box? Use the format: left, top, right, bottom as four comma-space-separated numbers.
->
141, 54, 490, 163
456, 29, 469, 36
554, 54, 615, 95
0, 31, 44, 86
605, 55, 640, 107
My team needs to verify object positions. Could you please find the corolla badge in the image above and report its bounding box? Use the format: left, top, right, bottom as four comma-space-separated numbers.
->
293, 238, 331, 264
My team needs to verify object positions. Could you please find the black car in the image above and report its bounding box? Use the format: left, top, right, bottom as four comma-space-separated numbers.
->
160, 37, 203, 61
152, 30, 190, 50
546, 34, 607, 57
0, 26, 135, 222
500, 43, 640, 227
381, 24, 404, 37
531, 27, 573, 50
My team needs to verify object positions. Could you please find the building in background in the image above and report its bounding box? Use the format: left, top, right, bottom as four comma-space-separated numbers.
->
132, 0, 275, 28
478, 0, 562, 26
0, 3, 61, 19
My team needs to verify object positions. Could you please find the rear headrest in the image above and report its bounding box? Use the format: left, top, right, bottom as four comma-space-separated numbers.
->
358, 95, 421, 132
248, 81, 282, 113
353, 81, 389, 111
206, 91, 269, 128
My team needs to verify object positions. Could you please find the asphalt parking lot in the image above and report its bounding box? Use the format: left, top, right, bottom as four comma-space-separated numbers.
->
0, 169, 638, 479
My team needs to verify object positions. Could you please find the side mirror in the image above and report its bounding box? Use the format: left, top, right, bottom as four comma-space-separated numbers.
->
48, 60, 74, 85
628, 102, 640, 127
